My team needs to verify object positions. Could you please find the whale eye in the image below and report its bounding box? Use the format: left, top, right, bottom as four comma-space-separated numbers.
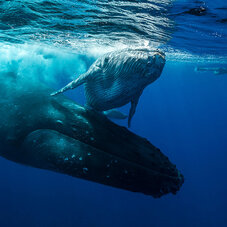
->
147, 56, 155, 65
147, 60, 152, 65
104, 57, 109, 63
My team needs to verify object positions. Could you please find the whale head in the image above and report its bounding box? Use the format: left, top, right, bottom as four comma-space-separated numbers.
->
145, 50, 166, 82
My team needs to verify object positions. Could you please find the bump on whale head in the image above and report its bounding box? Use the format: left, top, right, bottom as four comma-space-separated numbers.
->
145, 50, 166, 81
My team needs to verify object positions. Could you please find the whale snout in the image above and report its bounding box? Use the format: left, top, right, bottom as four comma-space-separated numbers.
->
153, 51, 166, 67
144, 51, 166, 80
147, 51, 165, 67
147, 51, 165, 72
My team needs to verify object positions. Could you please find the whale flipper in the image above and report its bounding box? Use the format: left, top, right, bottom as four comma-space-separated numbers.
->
128, 93, 141, 127
51, 73, 87, 96
21, 129, 183, 198
103, 109, 128, 120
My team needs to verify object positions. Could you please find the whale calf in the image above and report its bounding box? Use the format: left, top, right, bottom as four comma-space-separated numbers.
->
51, 49, 166, 127
0, 71, 183, 197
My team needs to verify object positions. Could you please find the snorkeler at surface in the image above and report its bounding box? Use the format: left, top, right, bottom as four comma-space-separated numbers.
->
195, 67, 227, 75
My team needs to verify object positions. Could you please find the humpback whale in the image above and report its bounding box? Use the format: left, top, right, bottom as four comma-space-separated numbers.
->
51, 49, 166, 127
0, 72, 183, 197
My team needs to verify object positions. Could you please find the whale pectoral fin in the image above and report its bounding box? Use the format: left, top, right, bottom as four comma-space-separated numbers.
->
214, 70, 220, 75
20, 129, 183, 197
103, 109, 128, 120
128, 94, 141, 128
21, 129, 110, 176
51, 73, 87, 96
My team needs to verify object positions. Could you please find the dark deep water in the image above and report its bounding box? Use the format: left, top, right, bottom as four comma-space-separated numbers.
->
0, 0, 227, 226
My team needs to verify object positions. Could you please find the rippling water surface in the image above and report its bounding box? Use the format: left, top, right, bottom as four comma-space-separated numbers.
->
0, 0, 173, 49
0, 0, 226, 61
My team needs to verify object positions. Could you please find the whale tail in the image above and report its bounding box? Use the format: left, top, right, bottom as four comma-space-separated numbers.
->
51, 73, 87, 96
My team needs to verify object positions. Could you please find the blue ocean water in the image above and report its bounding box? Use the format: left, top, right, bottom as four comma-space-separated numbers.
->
0, 0, 227, 226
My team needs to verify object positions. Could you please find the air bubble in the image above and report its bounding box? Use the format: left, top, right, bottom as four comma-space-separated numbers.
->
83, 168, 88, 174
56, 120, 63, 125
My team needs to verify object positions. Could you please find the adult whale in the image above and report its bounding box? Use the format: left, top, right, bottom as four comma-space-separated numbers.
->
0, 73, 183, 197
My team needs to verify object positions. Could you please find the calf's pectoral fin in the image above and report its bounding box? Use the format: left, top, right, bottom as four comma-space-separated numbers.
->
51, 73, 87, 96
103, 109, 128, 120
128, 94, 141, 127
